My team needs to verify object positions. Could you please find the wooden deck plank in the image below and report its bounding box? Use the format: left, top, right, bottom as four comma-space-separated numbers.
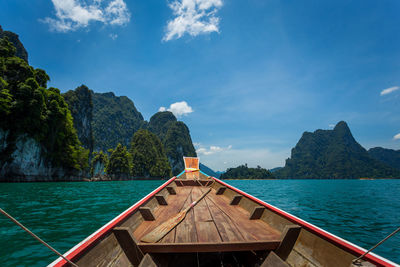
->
133, 184, 280, 247
206, 191, 281, 241
175, 190, 198, 243
159, 227, 175, 243
204, 194, 244, 242
205, 191, 258, 242
133, 187, 192, 241
192, 187, 213, 222
195, 221, 221, 243
192, 187, 222, 243
138, 240, 281, 253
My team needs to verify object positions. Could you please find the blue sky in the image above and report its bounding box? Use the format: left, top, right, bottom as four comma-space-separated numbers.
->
1, 0, 400, 171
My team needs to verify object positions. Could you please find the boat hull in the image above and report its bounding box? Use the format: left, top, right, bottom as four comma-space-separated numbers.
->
48, 175, 397, 267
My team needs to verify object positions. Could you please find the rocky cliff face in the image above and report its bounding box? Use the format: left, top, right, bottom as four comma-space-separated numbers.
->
63, 85, 94, 151
0, 25, 28, 62
276, 121, 400, 179
148, 112, 197, 175
92, 161, 106, 177
0, 129, 69, 181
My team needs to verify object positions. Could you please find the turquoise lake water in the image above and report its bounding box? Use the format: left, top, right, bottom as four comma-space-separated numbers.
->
0, 179, 399, 266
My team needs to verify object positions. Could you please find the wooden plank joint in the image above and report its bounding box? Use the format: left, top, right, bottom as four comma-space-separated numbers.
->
275, 225, 302, 260
155, 194, 168, 205
216, 186, 227, 195
113, 227, 144, 266
166, 186, 176, 195
139, 207, 155, 221
230, 195, 242, 205
249, 206, 265, 220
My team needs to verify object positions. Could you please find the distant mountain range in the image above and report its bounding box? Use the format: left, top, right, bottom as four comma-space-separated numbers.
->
368, 147, 400, 170
199, 163, 223, 178
275, 121, 400, 179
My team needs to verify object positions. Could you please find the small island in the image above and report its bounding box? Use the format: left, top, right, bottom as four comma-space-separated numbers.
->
220, 164, 275, 179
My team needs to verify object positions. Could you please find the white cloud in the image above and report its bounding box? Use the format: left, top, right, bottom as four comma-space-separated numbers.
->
105, 0, 130, 25
380, 86, 399, 96
109, 33, 118, 40
159, 101, 194, 117
196, 144, 232, 155
394, 133, 400, 140
193, 142, 201, 147
163, 0, 223, 41
42, 0, 130, 32
328, 124, 335, 128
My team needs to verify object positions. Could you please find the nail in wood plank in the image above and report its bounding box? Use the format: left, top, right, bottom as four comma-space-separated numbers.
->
275, 225, 302, 260
216, 186, 226, 195
249, 206, 265, 220
230, 195, 242, 205
139, 207, 155, 221
155, 194, 168, 205
113, 227, 144, 266
166, 186, 176, 195
260, 251, 289, 267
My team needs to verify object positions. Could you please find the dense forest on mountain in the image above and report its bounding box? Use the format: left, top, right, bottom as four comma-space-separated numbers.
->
220, 164, 274, 179
275, 121, 400, 179
368, 147, 400, 170
0, 36, 88, 173
92, 92, 146, 151
102, 130, 171, 179
130, 129, 171, 178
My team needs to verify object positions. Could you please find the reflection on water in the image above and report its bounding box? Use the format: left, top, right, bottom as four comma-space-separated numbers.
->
0, 179, 399, 266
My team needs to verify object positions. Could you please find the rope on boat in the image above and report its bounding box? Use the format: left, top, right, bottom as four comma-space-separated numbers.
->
0, 208, 79, 267
352, 226, 400, 264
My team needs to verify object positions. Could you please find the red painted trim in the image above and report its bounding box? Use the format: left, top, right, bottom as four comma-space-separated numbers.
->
53, 177, 176, 267
212, 177, 396, 267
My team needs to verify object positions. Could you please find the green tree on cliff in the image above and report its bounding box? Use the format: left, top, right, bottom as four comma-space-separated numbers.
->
130, 129, 171, 178
106, 143, 132, 177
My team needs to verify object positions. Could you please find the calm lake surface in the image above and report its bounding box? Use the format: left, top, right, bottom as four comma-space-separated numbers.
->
0, 179, 399, 266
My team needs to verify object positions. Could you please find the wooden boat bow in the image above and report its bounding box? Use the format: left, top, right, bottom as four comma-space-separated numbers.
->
48, 157, 398, 267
